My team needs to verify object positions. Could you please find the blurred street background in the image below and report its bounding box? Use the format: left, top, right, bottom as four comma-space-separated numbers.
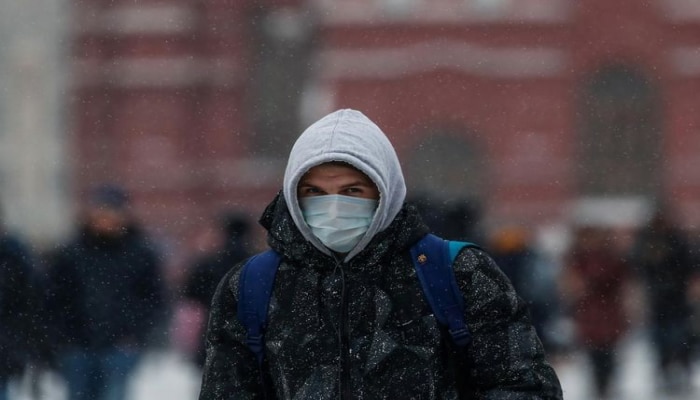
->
5, 329, 700, 399
1, 1, 700, 399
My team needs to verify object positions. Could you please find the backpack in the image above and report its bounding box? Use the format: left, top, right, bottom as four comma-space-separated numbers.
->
238, 233, 479, 369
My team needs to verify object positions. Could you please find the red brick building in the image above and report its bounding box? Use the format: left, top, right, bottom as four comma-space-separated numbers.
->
70, 0, 700, 269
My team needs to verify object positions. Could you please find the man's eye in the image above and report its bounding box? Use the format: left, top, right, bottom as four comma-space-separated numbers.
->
303, 187, 322, 195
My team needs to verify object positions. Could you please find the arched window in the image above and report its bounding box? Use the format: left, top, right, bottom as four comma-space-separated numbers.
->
577, 64, 661, 196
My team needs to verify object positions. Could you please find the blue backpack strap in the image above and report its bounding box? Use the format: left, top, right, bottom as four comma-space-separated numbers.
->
410, 233, 478, 347
238, 249, 282, 366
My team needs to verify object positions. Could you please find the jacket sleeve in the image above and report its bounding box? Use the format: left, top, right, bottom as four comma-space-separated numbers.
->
198, 265, 265, 400
455, 248, 563, 400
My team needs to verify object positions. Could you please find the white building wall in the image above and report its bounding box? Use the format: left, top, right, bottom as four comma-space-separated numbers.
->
0, 0, 73, 248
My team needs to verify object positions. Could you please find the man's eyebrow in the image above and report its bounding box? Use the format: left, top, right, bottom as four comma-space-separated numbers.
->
341, 179, 374, 188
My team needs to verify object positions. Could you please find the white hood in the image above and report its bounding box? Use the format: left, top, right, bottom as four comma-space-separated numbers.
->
283, 109, 407, 261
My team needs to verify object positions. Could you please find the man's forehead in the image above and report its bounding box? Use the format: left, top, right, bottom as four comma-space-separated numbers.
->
301, 162, 371, 181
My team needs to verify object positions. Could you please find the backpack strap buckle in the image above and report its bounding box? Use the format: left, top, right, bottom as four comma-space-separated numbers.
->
246, 333, 264, 356
448, 326, 472, 347
444, 303, 472, 347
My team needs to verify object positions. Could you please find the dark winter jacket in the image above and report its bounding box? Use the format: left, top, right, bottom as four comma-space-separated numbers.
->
199, 196, 562, 399
632, 220, 697, 323
199, 109, 562, 399
0, 234, 40, 379
46, 228, 164, 351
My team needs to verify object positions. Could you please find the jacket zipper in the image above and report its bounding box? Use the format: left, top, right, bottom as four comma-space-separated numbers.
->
336, 259, 351, 400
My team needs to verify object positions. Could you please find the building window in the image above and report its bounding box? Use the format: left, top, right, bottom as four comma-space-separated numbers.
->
577, 64, 661, 196
247, 7, 316, 158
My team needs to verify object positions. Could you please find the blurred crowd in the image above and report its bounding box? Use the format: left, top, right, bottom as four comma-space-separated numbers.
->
1, 185, 699, 400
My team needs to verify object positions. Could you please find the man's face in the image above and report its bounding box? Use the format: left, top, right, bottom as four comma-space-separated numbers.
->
297, 163, 380, 200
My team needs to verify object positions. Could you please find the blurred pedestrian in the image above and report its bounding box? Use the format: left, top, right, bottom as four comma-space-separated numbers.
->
45, 184, 165, 400
0, 215, 42, 400
489, 226, 561, 354
410, 195, 483, 243
560, 226, 631, 399
176, 212, 253, 367
630, 207, 700, 393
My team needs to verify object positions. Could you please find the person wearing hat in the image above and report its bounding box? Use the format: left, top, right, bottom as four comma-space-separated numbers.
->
198, 109, 562, 399
45, 184, 165, 400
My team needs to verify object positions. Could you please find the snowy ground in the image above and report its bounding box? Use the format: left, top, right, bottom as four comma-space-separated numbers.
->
556, 330, 700, 400
8, 330, 700, 400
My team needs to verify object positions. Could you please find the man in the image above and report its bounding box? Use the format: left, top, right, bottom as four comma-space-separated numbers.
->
631, 208, 700, 394
199, 109, 562, 399
46, 184, 165, 400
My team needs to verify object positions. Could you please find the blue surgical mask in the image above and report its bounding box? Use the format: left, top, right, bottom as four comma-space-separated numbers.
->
300, 194, 378, 253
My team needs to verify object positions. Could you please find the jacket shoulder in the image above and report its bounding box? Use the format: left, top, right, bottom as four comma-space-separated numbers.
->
452, 246, 519, 300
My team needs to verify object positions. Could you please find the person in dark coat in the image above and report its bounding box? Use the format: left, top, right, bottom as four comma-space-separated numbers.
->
0, 225, 40, 400
198, 109, 562, 399
631, 208, 700, 393
181, 212, 253, 367
489, 226, 561, 355
45, 184, 165, 400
